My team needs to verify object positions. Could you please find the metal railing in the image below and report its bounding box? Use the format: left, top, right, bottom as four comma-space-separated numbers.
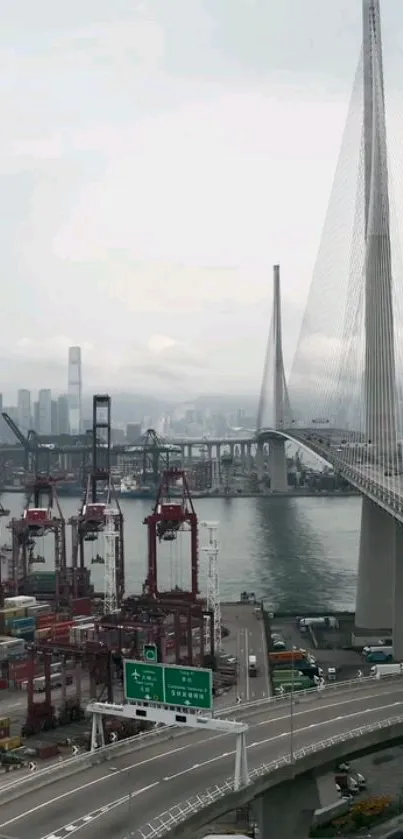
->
292, 434, 403, 520
133, 713, 403, 839
221, 671, 403, 715
0, 723, 174, 796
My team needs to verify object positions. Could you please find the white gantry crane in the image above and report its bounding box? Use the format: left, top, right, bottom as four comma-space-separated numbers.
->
103, 506, 119, 614
200, 520, 221, 654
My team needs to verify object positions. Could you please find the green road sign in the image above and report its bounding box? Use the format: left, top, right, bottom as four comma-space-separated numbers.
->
164, 665, 213, 710
124, 660, 213, 710
124, 660, 164, 703
143, 643, 158, 662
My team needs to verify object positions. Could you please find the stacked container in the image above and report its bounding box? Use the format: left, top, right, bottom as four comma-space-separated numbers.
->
69, 623, 96, 645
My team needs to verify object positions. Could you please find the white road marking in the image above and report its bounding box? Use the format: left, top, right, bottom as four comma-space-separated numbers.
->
39, 784, 159, 839
0, 690, 402, 829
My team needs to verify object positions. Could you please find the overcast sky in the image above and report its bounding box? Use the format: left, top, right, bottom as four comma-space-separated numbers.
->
2, 0, 403, 401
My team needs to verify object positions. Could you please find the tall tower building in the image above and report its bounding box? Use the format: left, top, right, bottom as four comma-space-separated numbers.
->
38, 389, 52, 434
17, 389, 31, 435
68, 346, 82, 435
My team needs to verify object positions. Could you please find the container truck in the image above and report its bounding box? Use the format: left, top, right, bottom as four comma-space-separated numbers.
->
274, 677, 313, 693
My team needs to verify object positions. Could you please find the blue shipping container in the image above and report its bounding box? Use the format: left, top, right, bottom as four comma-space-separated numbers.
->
9, 617, 35, 630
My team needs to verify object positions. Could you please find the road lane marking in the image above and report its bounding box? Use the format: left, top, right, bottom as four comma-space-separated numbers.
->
0, 692, 402, 829
39, 783, 159, 839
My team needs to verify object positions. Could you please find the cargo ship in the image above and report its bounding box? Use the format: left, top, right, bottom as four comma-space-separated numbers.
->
119, 477, 155, 499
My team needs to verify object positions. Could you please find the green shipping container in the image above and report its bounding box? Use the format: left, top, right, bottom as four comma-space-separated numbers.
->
274, 678, 313, 692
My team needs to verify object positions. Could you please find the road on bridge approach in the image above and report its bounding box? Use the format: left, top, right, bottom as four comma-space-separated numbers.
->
1, 680, 402, 839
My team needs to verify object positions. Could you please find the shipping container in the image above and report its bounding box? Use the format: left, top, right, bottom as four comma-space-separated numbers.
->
72, 597, 92, 616
0, 717, 10, 740
37, 613, 56, 629
52, 621, 74, 634
4, 596, 36, 608
268, 650, 307, 664
0, 679, 8, 690
8, 617, 36, 630
0, 736, 22, 750
27, 604, 51, 617
35, 628, 52, 640
37, 743, 59, 760
274, 678, 313, 692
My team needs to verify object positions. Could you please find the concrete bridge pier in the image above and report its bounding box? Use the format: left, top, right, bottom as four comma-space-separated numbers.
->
253, 770, 338, 839
394, 522, 403, 660
256, 440, 264, 481
268, 437, 288, 493
356, 498, 394, 630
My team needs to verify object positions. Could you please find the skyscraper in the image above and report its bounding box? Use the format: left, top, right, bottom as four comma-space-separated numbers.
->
38, 389, 52, 434
68, 346, 82, 435
57, 395, 70, 434
17, 389, 31, 435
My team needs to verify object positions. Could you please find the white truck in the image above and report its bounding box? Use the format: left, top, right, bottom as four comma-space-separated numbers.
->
371, 663, 403, 678
248, 655, 258, 677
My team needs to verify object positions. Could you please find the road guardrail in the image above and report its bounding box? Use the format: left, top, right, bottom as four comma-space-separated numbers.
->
0, 671, 400, 804
133, 713, 403, 839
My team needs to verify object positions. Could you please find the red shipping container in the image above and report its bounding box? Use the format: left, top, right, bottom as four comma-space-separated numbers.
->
0, 679, 8, 690
72, 598, 92, 617
53, 621, 74, 632
37, 614, 56, 629
8, 661, 33, 679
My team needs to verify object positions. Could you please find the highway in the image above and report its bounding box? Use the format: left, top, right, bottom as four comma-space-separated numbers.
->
1, 680, 403, 839
220, 603, 270, 703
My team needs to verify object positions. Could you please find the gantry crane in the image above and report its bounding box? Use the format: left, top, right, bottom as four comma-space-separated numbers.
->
69, 395, 125, 608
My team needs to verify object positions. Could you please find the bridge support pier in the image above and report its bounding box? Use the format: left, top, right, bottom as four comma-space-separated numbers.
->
90, 713, 105, 751
394, 522, 403, 660
356, 498, 394, 630
256, 441, 264, 482
253, 770, 339, 839
234, 731, 248, 790
268, 438, 288, 493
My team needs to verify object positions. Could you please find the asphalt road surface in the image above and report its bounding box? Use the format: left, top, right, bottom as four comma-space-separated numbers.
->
1, 679, 403, 839
220, 604, 270, 703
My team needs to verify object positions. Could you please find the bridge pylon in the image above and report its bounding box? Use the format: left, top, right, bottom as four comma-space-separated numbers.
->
256, 264, 290, 492
355, 0, 399, 635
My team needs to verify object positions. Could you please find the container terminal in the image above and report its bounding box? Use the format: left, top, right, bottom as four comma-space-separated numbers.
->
0, 395, 253, 762
0, 393, 386, 770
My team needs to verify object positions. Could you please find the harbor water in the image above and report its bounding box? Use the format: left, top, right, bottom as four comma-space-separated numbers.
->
0, 493, 361, 613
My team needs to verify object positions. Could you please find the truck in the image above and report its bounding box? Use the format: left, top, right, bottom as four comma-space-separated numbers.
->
364, 644, 393, 656
366, 650, 393, 663
271, 661, 322, 679
268, 650, 307, 664
248, 655, 258, 677
371, 663, 403, 678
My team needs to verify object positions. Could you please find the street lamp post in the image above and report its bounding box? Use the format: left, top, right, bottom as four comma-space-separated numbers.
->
289, 638, 295, 772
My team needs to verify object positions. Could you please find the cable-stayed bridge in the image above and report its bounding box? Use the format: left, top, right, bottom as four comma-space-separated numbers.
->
256, 1, 403, 656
